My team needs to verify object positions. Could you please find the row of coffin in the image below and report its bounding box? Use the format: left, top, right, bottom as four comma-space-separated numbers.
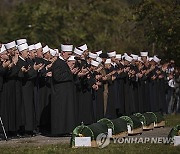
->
71, 112, 165, 147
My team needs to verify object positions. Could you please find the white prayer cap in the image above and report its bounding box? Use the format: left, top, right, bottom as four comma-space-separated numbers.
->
124, 53, 128, 56
125, 55, 133, 62
28, 44, 36, 51
54, 49, 59, 53
153, 55, 161, 63
18, 43, 29, 52
140, 51, 148, 57
35, 42, 42, 50
5, 41, 16, 49
107, 51, 116, 57
105, 58, 111, 64
115, 54, 122, 59
16, 39, 27, 46
91, 60, 99, 67
96, 57, 102, 63
122, 53, 128, 59
138, 57, 142, 62
79, 44, 88, 52
131, 54, 138, 60
74, 47, 83, 56
148, 57, 153, 61
0, 44, 6, 54
89, 52, 97, 59
50, 49, 57, 56
96, 50, 102, 56
61, 44, 73, 52
43, 45, 49, 54
68, 55, 76, 61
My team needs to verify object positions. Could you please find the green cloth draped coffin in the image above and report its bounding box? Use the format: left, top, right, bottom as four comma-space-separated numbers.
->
71, 112, 165, 147
119, 115, 142, 130
168, 125, 180, 138
146, 112, 165, 127
134, 112, 154, 130
133, 112, 165, 129
97, 118, 128, 135
70, 123, 108, 147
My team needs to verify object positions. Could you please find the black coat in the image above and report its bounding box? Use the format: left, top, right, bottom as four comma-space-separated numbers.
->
51, 57, 76, 135
78, 76, 94, 125
21, 58, 37, 131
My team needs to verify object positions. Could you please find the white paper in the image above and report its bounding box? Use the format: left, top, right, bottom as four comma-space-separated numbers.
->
75, 137, 91, 147
127, 125, 132, 133
108, 128, 112, 137
154, 122, 156, 127
174, 136, 180, 146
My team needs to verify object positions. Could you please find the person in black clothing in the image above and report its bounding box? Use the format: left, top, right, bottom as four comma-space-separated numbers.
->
51, 44, 76, 135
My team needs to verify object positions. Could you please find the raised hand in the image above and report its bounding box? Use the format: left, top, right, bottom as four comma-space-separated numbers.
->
33, 63, 42, 70
46, 63, 53, 70
38, 64, 45, 71
12, 54, 19, 65
46, 71, 52, 77
2, 60, 10, 68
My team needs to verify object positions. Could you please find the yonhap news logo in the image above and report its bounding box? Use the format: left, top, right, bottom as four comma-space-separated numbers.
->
96, 133, 110, 148
96, 134, 174, 148
113, 137, 174, 144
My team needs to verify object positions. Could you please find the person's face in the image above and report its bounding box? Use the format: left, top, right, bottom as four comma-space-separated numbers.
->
51, 56, 57, 63
75, 54, 81, 58
67, 60, 75, 68
111, 56, 116, 62
36, 48, 43, 58
90, 65, 97, 70
29, 50, 36, 59
101, 58, 106, 63
141, 56, 147, 63
131, 59, 136, 65
144, 61, 149, 67
44, 51, 51, 60
21, 49, 29, 59
149, 60, 155, 66
62, 51, 72, 60
124, 60, 129, 66
115, 58, 120, 64
105, 63, 111, 69
0, 51, 9, 60
83, 50, 89, 57
8, 47, 16, 56
135, 60, 139, 66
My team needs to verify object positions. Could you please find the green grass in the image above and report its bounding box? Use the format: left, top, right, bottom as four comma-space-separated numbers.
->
165, 114, 180, 127
0, 143, 180, 154
0, 114, 179, 154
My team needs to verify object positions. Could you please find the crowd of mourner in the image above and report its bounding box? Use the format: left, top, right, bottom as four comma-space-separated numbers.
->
0, 39, 179, 138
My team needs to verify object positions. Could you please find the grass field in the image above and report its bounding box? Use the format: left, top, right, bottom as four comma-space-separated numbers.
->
0, 143, 180, 154
0, 114, 179, 154
164, 114, 180, 127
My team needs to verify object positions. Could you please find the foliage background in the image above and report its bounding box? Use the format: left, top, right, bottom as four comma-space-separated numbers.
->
0, 0, 179, 65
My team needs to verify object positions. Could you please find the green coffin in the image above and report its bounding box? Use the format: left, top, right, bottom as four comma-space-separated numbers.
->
97, 118, 128, 135
70, 123, 108, 146
146, 112, 165, 123
134, 113, 154, 126
168, 125, 180, 138
120, 115, 142, 129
